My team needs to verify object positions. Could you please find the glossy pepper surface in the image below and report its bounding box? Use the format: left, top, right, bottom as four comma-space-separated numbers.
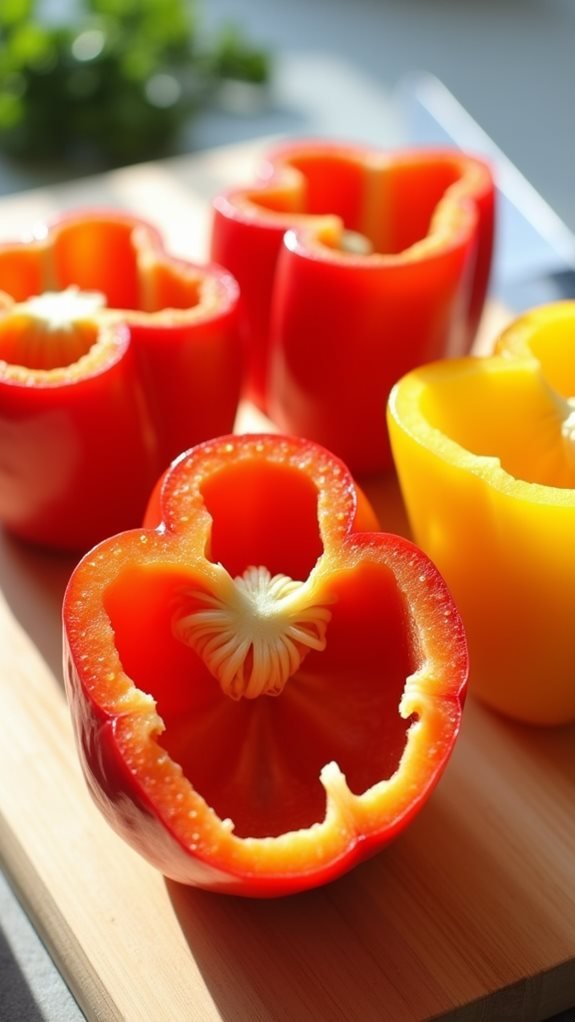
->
211, 140, 495, 472
0, 210, 242, 551
63, 433, 468, 897
388, 301, 575, 726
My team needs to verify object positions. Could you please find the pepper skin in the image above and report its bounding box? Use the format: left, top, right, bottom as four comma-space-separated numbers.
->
387, 301, 575, 726
63, 434, 468, 897
0, 210, 242, 550
211, 141, 494, 472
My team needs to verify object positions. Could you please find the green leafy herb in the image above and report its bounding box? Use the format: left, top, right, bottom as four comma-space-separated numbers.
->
0, 0, 270, 166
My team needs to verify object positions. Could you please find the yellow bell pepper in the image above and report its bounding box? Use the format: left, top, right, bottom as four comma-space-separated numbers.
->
387, 301, 575, 726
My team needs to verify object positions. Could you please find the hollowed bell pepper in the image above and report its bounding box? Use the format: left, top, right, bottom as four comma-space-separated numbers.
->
211, 140, 495, 472
388, 301, 575, 726
63, 433, 468, 897
0, 210, 242, 550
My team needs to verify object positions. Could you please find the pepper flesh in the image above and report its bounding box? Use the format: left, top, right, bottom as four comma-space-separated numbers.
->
388, 301, 575, 726
211, 141, 495, 472
63, 433, 467, 897
0, 210, 242, 550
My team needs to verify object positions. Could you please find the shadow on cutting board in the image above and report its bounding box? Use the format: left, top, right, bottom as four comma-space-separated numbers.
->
0, 528, 77, 686
0, 926, 45, 1022
164, 691, 575, 1021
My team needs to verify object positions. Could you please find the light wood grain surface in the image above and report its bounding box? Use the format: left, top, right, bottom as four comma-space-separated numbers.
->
0, 141, 573, 1022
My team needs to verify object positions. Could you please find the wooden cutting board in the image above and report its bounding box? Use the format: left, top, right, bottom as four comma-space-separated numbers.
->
0, 141, 574, 1022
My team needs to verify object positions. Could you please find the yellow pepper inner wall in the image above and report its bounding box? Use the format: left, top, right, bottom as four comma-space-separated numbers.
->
419, 358, 575, 489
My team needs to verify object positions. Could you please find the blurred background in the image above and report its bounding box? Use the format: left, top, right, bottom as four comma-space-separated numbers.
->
0, 0, 574, 232
201, 0, 575, 232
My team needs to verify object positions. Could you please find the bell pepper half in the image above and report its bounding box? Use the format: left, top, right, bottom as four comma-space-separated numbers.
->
388, 301, 575, 726
0, 210, 242, 551
211, 140, 495, 472
63, 433, 468, 897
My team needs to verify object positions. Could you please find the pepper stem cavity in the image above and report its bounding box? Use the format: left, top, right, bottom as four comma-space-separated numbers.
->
0, 287, 106, 371
174, 566, 332, 699
339, 229, 373, 255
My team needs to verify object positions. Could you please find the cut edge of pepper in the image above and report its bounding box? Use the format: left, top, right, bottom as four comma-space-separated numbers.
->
215, 144, 489, 264
0, 209, 240, 333
388, 357, 575, 505
0, 293, 130, 386
105, 681, 460, 883
63, 434, 467, 886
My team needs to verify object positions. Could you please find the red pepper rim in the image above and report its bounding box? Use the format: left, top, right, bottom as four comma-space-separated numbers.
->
213, 142, 492, 263
0, 208, 240, 331
0, 209, 240, 388
64, 434, 467, 887
0, 309, 131, 389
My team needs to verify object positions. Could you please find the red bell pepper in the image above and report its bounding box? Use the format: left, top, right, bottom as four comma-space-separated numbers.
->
63, 433, 468, 897
0, 210, 242, 550
211, 141, 495, 472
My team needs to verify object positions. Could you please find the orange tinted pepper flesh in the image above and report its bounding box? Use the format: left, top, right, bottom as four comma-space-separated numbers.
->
63, 434, 467, 897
